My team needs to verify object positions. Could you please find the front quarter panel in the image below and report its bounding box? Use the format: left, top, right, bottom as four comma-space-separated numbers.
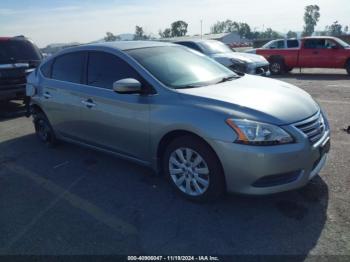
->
148, 92, 238, 164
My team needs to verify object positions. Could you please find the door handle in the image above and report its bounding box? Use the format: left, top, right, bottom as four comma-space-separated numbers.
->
313, 51, 319, 54
81, 99, 96, 108
43, 92, 51, 99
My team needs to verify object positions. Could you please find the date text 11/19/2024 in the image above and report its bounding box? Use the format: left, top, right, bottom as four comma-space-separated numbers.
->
127, 256, 220, 261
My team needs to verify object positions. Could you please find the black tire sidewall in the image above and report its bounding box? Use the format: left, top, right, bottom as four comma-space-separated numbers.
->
33, 112, 56, 146
162, 136, 225, 202
346, 61, 350, 75
270, 60, 285, 75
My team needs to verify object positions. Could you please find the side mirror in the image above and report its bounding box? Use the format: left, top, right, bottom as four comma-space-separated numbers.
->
331, 45, 340, 50
113, 78, 142, 94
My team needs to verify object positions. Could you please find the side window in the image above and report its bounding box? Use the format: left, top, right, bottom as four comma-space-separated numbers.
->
324, 39, 338, 49
276, 40, 285, 48
52, 52, 85, 84
304, 39, 326, 49
40, 59, 53, 78
87, 52, 141, 89
287, 40, 299, 48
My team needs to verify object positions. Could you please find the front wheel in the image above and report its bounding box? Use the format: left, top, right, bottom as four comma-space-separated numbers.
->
269, 60, 285, 75
163, 136, 225, 202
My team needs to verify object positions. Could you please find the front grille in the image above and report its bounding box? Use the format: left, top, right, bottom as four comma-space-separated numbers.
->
294, 113, 326, 143
252, 171, 301, 187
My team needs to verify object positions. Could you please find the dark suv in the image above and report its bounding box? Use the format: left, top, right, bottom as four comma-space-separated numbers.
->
0, 36, 42, 102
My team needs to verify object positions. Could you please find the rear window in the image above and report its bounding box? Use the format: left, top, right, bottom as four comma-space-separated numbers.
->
0, 39, 42, 63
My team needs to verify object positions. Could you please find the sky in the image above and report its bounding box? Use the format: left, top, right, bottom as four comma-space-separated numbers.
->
0, 0, 349, 47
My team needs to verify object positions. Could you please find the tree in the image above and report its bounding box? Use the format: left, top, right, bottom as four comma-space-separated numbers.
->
211, 20, 234, 34
302, 5, 320, 36
259, 28, 283, 39
134, 26, 149, 40
159, 28, 172, 38
237, 22, 252, 39
286, 30, 298, 38
325, 21, 343, 36
210, 20, 252, 38
170, 20, 188, 37
104, 32, 119, 42
344, 26, 349, 35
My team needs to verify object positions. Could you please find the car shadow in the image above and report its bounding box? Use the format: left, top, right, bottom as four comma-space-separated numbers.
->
271, 71, 349, 81
0, 134, 329, 257
0, 101, 26, 121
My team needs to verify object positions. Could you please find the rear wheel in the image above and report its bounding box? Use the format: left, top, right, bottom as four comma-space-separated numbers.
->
33, 111, 57, 147
269, 60, 285, 75
346, 60, 350, 75
163, 135, 225, 202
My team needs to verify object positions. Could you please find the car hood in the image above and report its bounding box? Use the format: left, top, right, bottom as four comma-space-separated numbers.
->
211, 52, 268, 64
177, 75, 319, 125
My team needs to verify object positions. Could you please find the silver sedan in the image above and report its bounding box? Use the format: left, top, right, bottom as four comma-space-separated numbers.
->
26, 41, 330, 201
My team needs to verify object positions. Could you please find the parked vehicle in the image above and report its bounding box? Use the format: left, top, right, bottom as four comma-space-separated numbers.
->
0, 36, 42, 102
174, 39, 270, 76
26, 41, 330, 201
247, 36, 350, 75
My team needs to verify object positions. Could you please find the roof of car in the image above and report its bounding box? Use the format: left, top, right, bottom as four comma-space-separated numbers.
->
0, 36, 28, 41
86, 40, 176, 51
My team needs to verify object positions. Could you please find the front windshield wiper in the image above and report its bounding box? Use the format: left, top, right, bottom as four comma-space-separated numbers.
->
175, 83, 207, 89
216, 75, 240, 84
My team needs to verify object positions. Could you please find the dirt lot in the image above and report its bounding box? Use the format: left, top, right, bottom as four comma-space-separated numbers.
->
0, 69, 349, 258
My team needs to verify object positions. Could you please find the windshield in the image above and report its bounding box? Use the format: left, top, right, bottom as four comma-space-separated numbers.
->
0, 39, 42, 63
335, 38, 350, 47
199, 41, 233, 54
262, 40, 275, 48
127, 46, 237, 89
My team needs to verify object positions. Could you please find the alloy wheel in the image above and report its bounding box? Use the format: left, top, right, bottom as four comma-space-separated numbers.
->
271, 62, 281, 74
168, 148, 210, 196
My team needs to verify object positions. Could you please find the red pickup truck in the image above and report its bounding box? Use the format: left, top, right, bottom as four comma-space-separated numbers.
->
247, 36, 350, 75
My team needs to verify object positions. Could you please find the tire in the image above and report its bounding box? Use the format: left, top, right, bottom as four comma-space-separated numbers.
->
346, 60, 350, 75
162, 135, 225, 202
269, 59, 285, 75
33, 111, 57, 147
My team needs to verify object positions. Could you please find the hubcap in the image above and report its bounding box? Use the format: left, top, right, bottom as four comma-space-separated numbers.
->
169, 148, 210, 196
271, 62, 281, 73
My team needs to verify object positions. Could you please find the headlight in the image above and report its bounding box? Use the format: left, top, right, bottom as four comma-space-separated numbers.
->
226, 119, 294, 145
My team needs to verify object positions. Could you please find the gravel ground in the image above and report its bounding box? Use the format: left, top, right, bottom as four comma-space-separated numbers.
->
0, 69, 349, 259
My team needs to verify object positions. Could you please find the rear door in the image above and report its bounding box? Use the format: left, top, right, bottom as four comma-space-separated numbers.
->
40, 52, 87, 138
78, 51, 151, 161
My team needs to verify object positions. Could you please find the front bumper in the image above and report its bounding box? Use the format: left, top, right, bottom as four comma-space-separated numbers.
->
210, 130, 330, 195
247, 63, 270, 76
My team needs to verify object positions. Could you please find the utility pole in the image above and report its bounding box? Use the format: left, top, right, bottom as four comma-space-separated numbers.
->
201, 20, 203, 39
